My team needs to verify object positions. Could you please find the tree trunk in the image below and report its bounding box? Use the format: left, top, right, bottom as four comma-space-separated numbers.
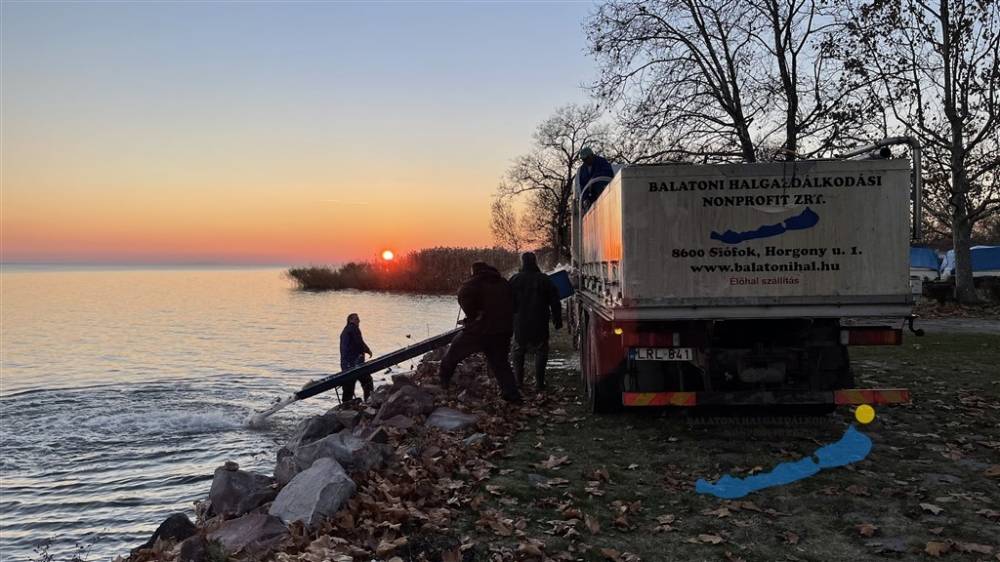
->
951, 207, 980, 304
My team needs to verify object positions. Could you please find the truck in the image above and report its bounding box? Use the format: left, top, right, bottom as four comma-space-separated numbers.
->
571, 140, 921, 413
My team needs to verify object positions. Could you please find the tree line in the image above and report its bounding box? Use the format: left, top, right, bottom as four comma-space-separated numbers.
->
492, 0, 998, 304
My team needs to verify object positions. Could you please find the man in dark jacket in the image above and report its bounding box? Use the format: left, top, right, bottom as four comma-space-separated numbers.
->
577, 147, 615, 214
510, 252, 562, 390
438, 262, 522, 403
339, 313, 373, 402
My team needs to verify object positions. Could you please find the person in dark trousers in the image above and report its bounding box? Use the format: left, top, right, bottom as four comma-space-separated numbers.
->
339, 313, 373, 402
577, 146, 615, 213
510, 252, 562, 391
438, 262, 522, 404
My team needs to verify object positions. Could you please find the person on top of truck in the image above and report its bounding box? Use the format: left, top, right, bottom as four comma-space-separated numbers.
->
339, 313, 374, 402
577, 147, 615, 214
510, 252, 562, 391
438, 262, 522, 404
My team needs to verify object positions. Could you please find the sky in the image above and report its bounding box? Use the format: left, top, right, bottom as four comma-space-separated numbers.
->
1, 1, 597, 265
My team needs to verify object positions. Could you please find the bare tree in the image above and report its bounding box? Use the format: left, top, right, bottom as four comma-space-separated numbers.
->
489, 198, 529, 253
495, 104, 611, 261
587, 0, 866, 162
841, 0, 1000, 303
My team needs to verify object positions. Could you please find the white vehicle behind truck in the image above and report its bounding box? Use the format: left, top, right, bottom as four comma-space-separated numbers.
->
571, 144, 920, 412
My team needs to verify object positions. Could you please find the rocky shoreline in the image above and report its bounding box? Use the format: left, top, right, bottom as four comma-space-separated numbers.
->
124, 349, 524, 562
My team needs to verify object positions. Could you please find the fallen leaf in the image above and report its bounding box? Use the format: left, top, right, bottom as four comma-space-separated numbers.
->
724, 552, 747, 562
585, 514, 601, 534
856, 523, 878, 537
697, 533, 724, 544
977, 508, 1000, 520
540, 455, 571, 470
627, 463, 639, 470
985, 465, 1000, 478
517, 540, 546, 557
925, 541, 951, 557
441, 547, 462, 562
845, 484, 870, 496
920, 503, 944, 515
703, 506, 732, 518
928, 527, 944, 535
955, 542, 994, 555
599, 547, 622, 561
780, 530, 800, 545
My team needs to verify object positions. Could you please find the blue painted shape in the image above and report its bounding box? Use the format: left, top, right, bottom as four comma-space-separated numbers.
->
815, 425, 872, 468
783, 207, 819, 231
710, 207, 819, 245
695, 424, 873, 499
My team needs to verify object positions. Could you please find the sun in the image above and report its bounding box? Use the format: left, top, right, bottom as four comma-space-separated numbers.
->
381, 249, 394, 261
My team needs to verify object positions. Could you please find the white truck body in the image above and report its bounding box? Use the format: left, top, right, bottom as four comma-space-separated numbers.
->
578, 160, 914, 320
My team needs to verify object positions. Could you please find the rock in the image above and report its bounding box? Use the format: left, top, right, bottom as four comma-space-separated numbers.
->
332, 408, 362, 430
178, 535, 208, 562
382, 415, 415, 429
426, 407, 479, 432
362, 426, 390, 444
207, 513, 288, 556
207, 465, 276, 517
136, 513, 197, 551
295, 429, 387, 473
223, 461, 239, 471
286, 411, 346, 451
374, 385, 434, 422
269, 457, 356, 526
391, 373, 415, 388
274, 447, 298, 487
463, 433, 487, 447
865, 537, 909, 554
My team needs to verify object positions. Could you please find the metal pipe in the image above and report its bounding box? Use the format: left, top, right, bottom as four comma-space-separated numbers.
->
838, 136, 923, 240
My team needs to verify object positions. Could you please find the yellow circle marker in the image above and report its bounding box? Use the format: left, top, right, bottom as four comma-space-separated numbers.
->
855, 404, 876, 424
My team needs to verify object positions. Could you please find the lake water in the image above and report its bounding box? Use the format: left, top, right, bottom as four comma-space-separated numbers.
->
0, 267, 459, 562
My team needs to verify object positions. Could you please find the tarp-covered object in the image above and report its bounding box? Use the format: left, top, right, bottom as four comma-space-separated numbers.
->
910, 247, 940, 271
940, 246, 1000, 277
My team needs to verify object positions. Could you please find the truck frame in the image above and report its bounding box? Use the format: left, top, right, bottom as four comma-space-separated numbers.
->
570, 139, 921, 413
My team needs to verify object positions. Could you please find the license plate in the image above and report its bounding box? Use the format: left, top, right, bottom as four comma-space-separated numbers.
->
631, 347, 693, 361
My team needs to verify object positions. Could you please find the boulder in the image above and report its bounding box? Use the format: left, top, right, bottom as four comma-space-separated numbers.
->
177, 535, 208, 562
364, 426, 390, 444
374, 385, 435, 422
207, 464, 276, 517
274, 447, 298, 488
136, 513, 197, 551
390, 372, 415, 389
332, 408, 362, 430
426, 407, 479, 432
207, 513, 288, 556
381, 415, 415, 430
286, 411, 346, 451
269, 457, 356, 526
295, 429, 387, 473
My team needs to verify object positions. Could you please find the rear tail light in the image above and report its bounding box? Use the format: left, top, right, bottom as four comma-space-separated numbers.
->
840, 328, 902, 346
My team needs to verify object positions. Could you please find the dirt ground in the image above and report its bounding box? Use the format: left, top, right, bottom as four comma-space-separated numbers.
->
448, 327, 1000, 561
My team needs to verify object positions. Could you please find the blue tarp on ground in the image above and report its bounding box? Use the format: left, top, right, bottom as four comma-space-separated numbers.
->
940, 245, 1000, 276
910, 247, 940, 271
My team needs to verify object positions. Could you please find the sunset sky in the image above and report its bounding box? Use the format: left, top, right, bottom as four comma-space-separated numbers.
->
1, 2, 595, 265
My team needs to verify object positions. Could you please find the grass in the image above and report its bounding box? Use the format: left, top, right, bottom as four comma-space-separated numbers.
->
448, 329, 1000, 561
